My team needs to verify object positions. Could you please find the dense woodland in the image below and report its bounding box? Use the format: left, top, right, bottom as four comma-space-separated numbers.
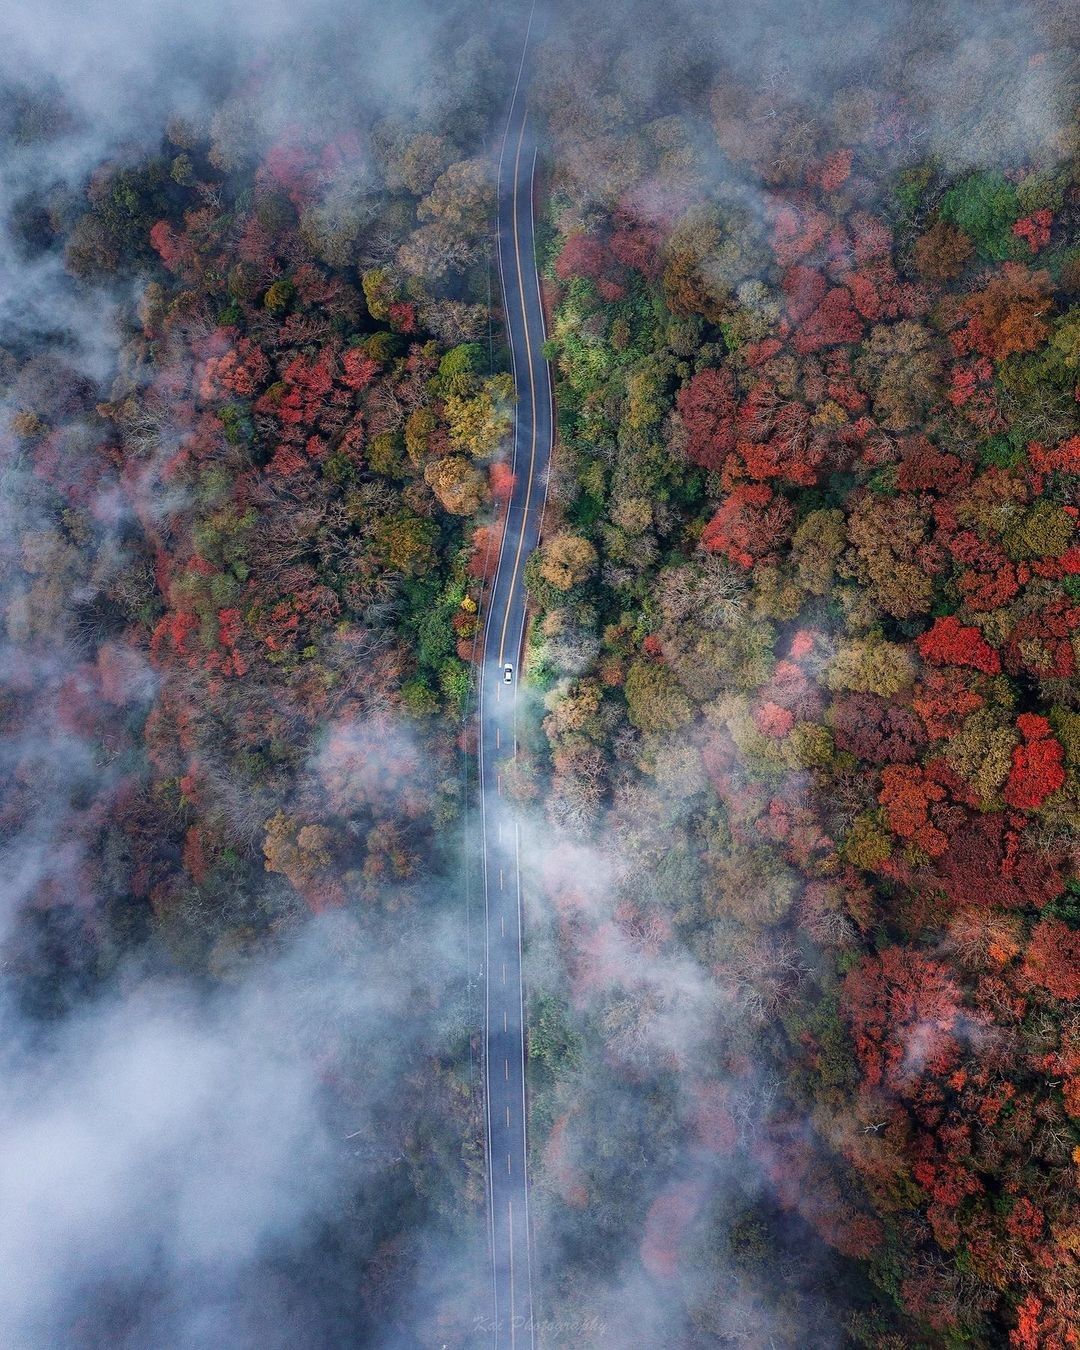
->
513, 1, 1080, 1346
1, 0, 1078, 1345
0, 12, 520, 1342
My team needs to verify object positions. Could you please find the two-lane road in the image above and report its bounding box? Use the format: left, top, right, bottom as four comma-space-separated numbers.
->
478, 22, 551, 1348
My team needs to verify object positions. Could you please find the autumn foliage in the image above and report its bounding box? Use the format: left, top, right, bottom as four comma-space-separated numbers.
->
535, 22, 1080, 1344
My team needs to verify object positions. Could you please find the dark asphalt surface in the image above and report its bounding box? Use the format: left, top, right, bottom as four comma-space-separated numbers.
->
478, 25, 551, 1348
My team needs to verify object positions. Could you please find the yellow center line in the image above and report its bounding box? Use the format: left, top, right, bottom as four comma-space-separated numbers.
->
497, 111, 541, 669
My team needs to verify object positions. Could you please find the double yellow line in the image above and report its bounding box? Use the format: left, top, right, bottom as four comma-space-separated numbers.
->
496, 111, 540, 669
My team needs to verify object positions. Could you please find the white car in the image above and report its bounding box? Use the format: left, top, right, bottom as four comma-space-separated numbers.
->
503, 663, 514, 684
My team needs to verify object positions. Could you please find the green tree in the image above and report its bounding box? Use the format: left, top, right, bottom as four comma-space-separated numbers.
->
824, 635, 915, 698
939, 170, 1020, 262
624, 660, 693, 732
445, 375, 514, 458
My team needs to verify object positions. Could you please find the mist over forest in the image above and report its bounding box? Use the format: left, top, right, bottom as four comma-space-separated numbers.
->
0, 0, 1077, 1346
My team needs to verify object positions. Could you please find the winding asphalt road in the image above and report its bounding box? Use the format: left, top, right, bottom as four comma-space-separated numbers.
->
477, 21, 551, 1349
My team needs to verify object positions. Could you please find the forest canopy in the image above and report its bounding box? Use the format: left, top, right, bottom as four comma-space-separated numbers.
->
0, 0, 1077, 1345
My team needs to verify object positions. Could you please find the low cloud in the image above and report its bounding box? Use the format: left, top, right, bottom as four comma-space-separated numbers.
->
0, 909, 480, 1348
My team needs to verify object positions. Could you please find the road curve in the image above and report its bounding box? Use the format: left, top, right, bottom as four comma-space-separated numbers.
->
478, 18, 552, 1349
